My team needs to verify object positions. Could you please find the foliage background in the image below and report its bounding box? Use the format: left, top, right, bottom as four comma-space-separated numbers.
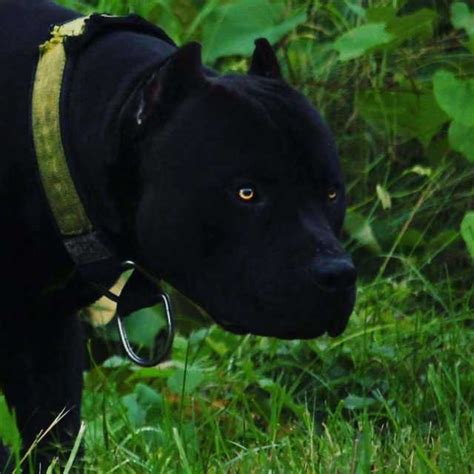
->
1, 0, 473, 472
56, 0, 474, 282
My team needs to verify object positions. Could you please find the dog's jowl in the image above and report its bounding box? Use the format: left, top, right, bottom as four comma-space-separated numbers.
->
0, 0, 356, 468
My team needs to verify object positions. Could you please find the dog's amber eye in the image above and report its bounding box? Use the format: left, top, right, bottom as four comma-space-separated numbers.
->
328, 189, 337, 201
238, 187, 255, 202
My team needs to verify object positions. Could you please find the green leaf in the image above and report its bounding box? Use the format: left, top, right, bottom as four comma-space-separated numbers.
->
365, 8, 436, 48
167, 367, 205, 395
135, 384, 164, 424
0, 395, 21, 452
404, 165, 432, 177
366, 6, 397, 24
345, 2, 366, 18
468, 37, 474, 53
426, 230, 459, 254
460, 212, 474, 259
135, 383, 163, 410
386, 8, 437, 44
344, 211, 381, 253
121, 393, 146, 428
205, 336, 229, 355
451, 2, 474, 37
376, 184, 391, 210
127, 367, 175, 381
448, 120, 474, 162
370, 344, 396, 360
118, 307, 166, 348
356, 89, 448, 146
333, 23, 393, 61
121, 384, 165, 429
147, 1, 187, 44
343, 394, 376, 410
433, 70, 474, 127
201, 0, 306, 62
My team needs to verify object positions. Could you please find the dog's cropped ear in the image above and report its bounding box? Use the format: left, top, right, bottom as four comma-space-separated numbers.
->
248, 38, 281, 79
135, 42, 206, 127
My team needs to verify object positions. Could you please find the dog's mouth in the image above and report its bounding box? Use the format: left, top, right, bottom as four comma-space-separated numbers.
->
326, 314, 350, 337
216, 315, 350, 339
217, 320, 249, 335
209, 286, 355, 340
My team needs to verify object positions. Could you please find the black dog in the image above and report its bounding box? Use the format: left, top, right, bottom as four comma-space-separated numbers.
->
0, 0, 356, 468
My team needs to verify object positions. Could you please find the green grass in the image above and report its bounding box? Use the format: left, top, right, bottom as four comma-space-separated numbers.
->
3, 0, 471, 471
71, 275, 472, 473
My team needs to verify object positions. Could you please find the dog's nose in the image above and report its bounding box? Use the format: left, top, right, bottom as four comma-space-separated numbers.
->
313, 256, 357, 292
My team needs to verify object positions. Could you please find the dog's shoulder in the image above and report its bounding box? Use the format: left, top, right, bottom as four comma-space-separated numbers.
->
0, 0, 80, 47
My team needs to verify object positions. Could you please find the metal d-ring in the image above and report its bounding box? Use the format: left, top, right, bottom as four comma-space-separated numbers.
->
104, 260, 175, 367
117, 290, 174, 367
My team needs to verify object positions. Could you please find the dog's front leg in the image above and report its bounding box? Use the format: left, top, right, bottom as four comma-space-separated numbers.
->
0, 306, 84, 471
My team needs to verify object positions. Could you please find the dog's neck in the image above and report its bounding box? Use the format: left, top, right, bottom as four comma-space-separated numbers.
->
65, 30, 175, 259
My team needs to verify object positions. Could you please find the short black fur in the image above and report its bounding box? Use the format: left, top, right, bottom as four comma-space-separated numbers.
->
0, 0, 356, 469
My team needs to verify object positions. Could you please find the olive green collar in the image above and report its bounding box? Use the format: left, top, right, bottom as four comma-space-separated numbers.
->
33, 16, 92, 236
32, 15, 114, 265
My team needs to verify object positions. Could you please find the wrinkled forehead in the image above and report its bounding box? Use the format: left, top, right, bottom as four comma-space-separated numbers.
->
166, 75, 342, 184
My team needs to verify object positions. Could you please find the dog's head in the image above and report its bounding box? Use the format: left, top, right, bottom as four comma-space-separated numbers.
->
129, 40, 356, 339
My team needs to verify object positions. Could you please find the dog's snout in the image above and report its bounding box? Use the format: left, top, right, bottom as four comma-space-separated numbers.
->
313, 256, 357, 292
